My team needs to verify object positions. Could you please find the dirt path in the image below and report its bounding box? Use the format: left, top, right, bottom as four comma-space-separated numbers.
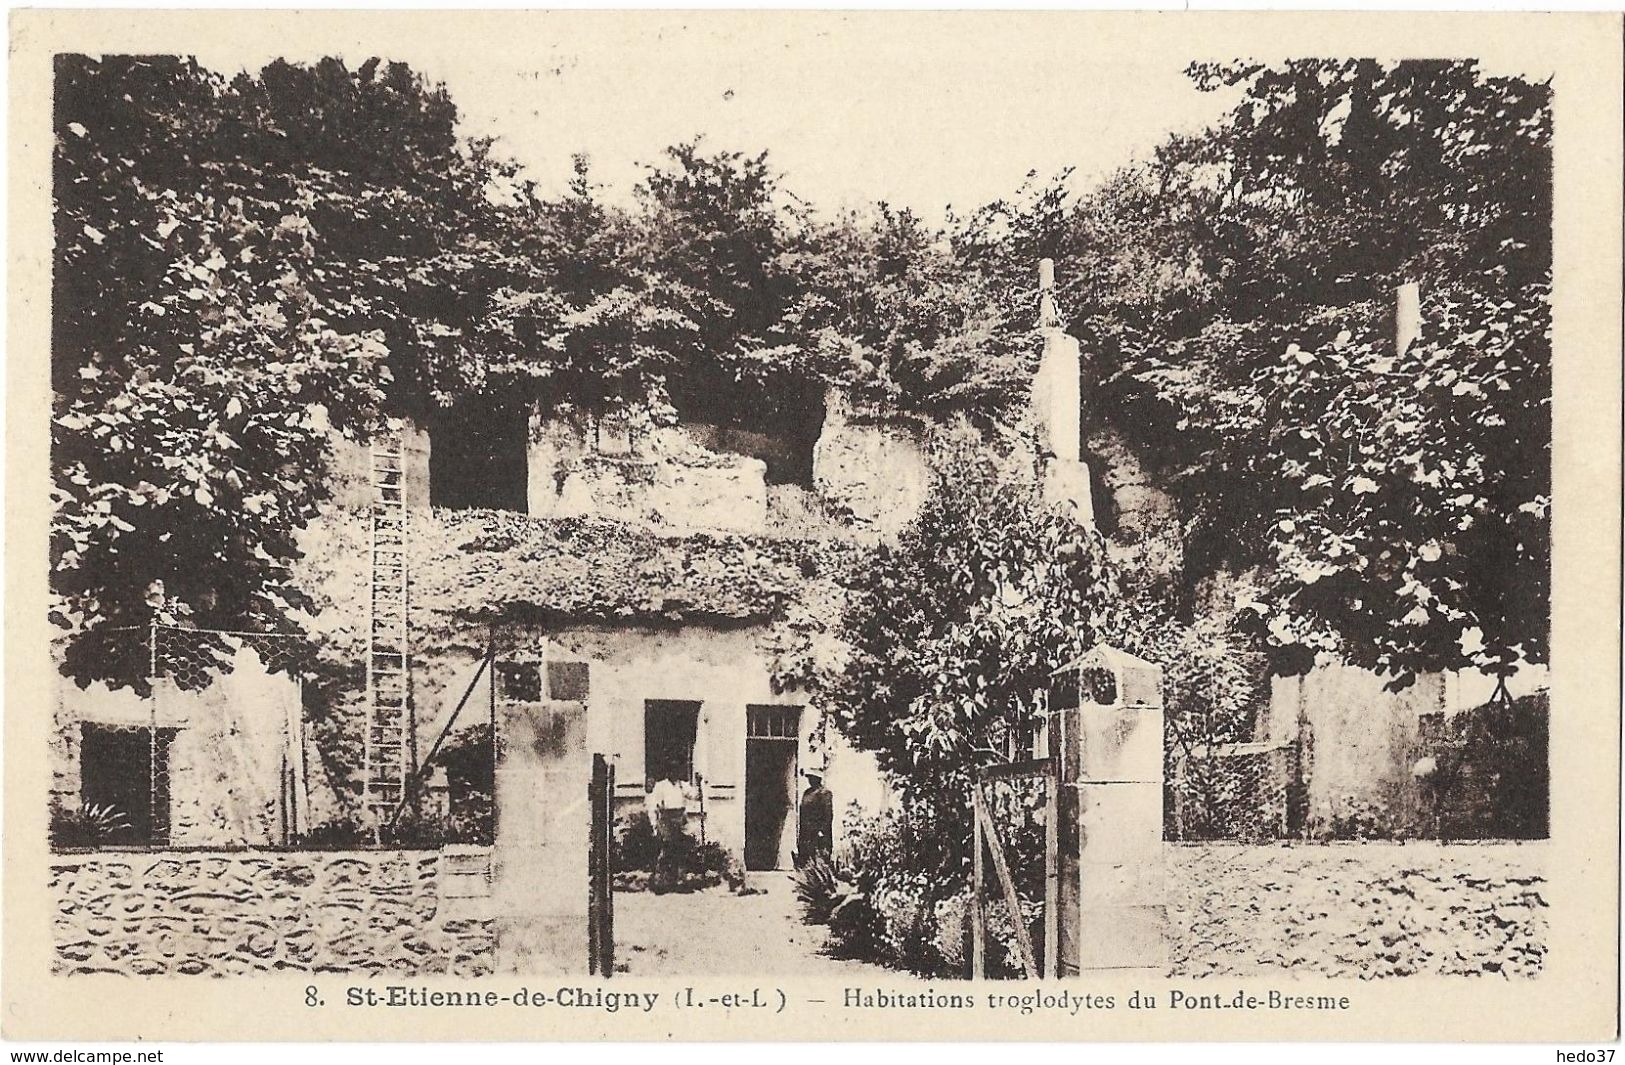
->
614, 872, 895, 977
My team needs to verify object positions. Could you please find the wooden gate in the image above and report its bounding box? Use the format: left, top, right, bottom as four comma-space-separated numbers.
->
588, 752, 615, 977
970, 757, 1059, 979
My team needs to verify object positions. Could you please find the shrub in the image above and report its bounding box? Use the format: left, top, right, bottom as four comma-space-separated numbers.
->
294, 815, 369, 849
875, 884, 956, 977
611, 811, 735, 892
793, 854, 861, 925
611, 811, 662, 872
292, 801, 491, 850
385, 805, 491, 848
793, 809, 970, 973
792, 853, 884, 958
50, 802, 134, 849
1320, 794, 1397, 841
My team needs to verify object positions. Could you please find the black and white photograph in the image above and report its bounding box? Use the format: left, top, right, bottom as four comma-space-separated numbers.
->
5, 8, 1619, 1046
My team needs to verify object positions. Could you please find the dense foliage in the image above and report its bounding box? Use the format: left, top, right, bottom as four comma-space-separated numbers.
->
823, 432, 1264, 905
55, 54, 1551, 706
959, 59, 1551, 685
51, 55, 491, 684
829, 436, 1114, 788
51, 57, 1029, 689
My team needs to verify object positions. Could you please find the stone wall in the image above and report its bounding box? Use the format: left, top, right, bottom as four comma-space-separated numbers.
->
811, 392, 932, 542
1268, 665, 1446, 837
1167, 841, 1546, 978
527, 413, 769, 533
1172, 682, 1548, 842
51, 848, 493, 976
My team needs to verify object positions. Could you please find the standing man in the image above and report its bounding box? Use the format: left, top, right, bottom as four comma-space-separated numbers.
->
647, 775, 689, 893
796, 770, 833, 867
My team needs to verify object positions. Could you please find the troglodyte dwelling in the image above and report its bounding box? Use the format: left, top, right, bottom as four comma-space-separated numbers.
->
49, 258, 1099, 869
50, 266, 1544, 868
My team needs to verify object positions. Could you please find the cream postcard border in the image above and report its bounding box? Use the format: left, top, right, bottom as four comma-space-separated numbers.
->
5, 8, 1620, 1043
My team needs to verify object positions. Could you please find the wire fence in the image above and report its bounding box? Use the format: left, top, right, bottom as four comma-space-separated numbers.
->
59, 622, 312, 849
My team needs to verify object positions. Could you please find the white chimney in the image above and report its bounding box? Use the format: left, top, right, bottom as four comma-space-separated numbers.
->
1396, 281, 1421, 356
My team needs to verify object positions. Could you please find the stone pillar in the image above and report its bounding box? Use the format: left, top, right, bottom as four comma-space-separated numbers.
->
1048, 644, 1166, 976
493, 696, 591, 974
438, 844, 494, 918
1031, 260, 1093, 522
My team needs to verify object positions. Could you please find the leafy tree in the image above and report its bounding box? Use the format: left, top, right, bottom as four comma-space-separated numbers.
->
825, 434, 1116, 878
825, 428, 1266, 871
633, 141, 1032, 429
786, 206, 1031, 423
465, 153, 698, 417
50, 55, 491, 687
959, 60, 1552, 686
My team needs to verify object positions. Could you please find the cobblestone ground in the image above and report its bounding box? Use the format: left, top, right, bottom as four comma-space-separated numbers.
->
615, 872, 891, 977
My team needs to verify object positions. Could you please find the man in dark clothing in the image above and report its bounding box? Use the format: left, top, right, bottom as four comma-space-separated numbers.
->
796, 772, 833, 867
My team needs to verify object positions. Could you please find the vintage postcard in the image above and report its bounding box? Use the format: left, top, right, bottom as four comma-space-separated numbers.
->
4, 8, 1620, 1044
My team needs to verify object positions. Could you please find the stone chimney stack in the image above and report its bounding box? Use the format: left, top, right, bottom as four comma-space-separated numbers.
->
1396, 281, 1421, 356
1038, 257, 1062, 329
1030, 259, 1093, 523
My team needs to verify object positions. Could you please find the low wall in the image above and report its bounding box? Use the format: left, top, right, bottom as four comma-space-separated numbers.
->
1167, 841, 1546, 978
51, 848, 493, 977
52, 842, 1546, 980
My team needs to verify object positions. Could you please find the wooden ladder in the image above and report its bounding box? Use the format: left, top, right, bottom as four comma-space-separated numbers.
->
363, 431, 414, 828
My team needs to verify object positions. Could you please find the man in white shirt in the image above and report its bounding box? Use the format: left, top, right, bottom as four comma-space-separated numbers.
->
646, 776, 689, 893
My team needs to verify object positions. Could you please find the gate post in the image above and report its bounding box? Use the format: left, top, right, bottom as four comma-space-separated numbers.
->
492, 669, 593, 974
1048, 644, 1167, 976
588, 753, 614, 977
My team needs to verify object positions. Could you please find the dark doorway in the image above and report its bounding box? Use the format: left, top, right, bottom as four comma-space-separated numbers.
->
644, 700, 700, 785
745, 705, 800, 871
669, 375, 825, 488
80, 724, 175, 845
428, 396, 529, 512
